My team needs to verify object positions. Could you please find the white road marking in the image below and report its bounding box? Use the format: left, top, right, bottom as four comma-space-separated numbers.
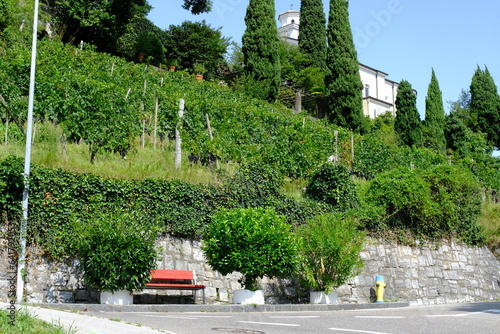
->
238, 321, 300, 327
425, 309, 500, 318
143, 315, 199, 320
355, 316, 406, 319
328, 328, 391, 334
269, 315, 320, 319
141, 314, 232, 319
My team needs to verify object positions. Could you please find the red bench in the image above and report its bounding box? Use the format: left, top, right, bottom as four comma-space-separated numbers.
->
145, 269, 206, 304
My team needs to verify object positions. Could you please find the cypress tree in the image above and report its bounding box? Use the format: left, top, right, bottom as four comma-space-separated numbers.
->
298, 0, 327, 70
324, 0, 364, 132
395, 80, 422, 147
469, 66, 500, 149
241, 0, 281, 101
423, 69, 446, 153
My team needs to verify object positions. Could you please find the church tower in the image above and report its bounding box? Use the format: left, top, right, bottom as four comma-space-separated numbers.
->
277, 10, 300, 45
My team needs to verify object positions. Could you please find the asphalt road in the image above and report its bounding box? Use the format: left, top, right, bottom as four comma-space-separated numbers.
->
85, 301, 500, 334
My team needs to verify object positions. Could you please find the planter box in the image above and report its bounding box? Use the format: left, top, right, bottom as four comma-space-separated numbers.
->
232, 289, 265, 305
310, 291, 338, 304
100, 290, 133, 305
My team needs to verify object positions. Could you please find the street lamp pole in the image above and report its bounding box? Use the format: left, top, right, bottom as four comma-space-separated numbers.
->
17, 0, 39, 304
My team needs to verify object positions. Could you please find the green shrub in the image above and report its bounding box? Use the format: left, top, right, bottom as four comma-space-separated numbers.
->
296, 212, 365, 293
75, 211, 159, 293
305, 163, 358, 211
421, 164, 484, 244
363, 167, 434, 234
363, 165, 485, 245
202, 207, 299, 290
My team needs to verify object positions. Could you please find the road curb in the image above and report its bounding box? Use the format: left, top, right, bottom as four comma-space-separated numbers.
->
33, 301, 410, 313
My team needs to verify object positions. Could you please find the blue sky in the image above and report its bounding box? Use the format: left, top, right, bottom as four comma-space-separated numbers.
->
147, 0, 500, 120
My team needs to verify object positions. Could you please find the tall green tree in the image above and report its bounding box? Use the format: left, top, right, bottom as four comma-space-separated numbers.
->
423, 69, 446, 153
164, 20, 230, 79
324, 0, 364, 131
298, 0, 327, 70
53, 0, 151, 53
469, 66, 500, 149
395, 80, 422, 147
241, 0, 281, 101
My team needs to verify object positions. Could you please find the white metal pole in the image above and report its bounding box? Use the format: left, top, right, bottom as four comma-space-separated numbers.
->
17, 0, 39, 304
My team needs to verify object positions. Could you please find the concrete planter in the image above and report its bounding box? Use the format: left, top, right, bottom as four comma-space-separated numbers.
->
232, 289, 265, 305
100, 290, 133, 305
310, 291, 339, 304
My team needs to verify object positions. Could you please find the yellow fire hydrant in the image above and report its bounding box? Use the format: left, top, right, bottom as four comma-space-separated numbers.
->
375, 275, 386, 303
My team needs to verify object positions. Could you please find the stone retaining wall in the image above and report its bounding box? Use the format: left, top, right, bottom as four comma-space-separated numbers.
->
1, 236, 499, 305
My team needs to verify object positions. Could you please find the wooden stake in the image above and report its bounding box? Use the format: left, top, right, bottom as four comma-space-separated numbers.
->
153, 96, 158, 149
205, 113, 219, 170
175, 99, 185, 170
140, 101, 145, 148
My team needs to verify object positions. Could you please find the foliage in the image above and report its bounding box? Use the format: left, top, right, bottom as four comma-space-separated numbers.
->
0, 35, 348, 177
182, 0, 212, 14
469, 66, 500, 149
423, 69, 446, 153
394, 80, 422, 147
75, 211, 159, 292
116, 17, 168, 62
52, 0, 151, 54
298, 0, 327, 70
297, 212, 365, 293
478, 201, 500, 257
304, 163, 358, 211
224, 162, 329, 224
164, 20, 230, 79
242, 0, 281, 101
0, 156, 326, 259
0, 307, 74, 334
362, 165, 485, 244
324, 0, 364, 132
134, 31, 166, 66
421, 164, 484, 245
0, 0, 10, 32
202, 207, 299, 290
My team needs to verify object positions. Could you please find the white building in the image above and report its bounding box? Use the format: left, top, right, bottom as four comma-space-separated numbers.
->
277, 10, 300, 45
277, 10, 401, 118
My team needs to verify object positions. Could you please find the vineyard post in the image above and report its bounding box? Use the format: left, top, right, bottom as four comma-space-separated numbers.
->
333, 130, 338, 164
0, 94, 9, 145
351, 134, 354, 170
153, 96, 158, 149
205, 113, 219, 170
175, 99, 185, 169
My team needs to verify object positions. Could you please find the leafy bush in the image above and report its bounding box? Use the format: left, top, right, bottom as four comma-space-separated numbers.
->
421, 164, 484, 244
363, 167, 434, 234
296, 212, 365, 293
75, 211, 159, 293
362, 165, 485, 244
305, 163, 358, 211
202, 208, 299, 290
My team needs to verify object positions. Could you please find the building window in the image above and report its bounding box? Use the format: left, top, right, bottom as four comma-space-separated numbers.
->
291, 19, 295, 24
365, 85, 370, 98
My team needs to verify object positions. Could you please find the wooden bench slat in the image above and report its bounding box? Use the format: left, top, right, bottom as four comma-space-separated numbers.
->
150, 269, 196, 281
145, 283, 205, 288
